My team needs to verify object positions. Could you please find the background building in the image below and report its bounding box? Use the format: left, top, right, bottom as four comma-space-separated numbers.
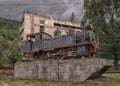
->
19, 11, 81, 41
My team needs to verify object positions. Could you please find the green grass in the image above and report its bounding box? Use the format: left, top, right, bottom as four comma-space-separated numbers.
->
0, 73, 120, 86
106, 70, 120, 73
103, 73, 120, 79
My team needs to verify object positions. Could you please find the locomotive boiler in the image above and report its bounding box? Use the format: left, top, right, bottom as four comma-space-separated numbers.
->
21, 25, 99, 60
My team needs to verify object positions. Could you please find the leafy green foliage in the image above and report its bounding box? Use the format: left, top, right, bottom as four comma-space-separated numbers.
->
0, 17, 21, 68
84, 0, 120, 69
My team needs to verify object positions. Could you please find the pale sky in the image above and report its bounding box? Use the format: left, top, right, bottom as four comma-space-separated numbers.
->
0, 0, 84, 22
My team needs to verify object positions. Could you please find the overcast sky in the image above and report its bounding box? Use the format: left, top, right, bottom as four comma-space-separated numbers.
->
0, 0, 84, 22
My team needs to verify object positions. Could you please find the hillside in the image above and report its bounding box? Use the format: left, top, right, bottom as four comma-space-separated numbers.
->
0, 17, 21, 68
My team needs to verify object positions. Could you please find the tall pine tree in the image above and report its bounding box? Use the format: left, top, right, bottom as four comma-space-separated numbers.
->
70, 12, 75, 22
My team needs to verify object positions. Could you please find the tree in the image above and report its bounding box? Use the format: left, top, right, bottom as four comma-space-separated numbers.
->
8, 40, 21, 67
70, 12, 75, 22
0, 18, 21, 68
84, 0, 120, 70
0, 38, 9, 68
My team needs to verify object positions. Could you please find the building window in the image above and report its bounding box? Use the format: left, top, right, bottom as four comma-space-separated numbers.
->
40, 34, 42, 39
54, 23, 61, 27
40, 20, 45, 24
20, 17, 24, 26
40, 26, 44, 32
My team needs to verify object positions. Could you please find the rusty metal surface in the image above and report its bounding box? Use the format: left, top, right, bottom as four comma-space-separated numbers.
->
22, 41, 31, 53
22, 32, 52, 53
27, 32, 52, 41
21, 30, 97, 57
34, 32, 52, 41
32, 35, 75, 52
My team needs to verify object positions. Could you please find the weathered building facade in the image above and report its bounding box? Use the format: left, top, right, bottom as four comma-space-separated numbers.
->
19, 11, 81, 41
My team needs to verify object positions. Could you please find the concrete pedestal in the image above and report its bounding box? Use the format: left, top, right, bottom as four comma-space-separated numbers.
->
14, 58, 113, 82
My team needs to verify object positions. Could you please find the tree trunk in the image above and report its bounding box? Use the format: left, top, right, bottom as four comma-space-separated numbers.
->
113, 54, 119, 70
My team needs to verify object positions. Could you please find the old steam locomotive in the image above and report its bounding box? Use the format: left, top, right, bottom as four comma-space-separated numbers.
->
22, 25, 99, 60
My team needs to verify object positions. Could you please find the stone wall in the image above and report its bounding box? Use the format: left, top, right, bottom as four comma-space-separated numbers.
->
14, 58, 113, 82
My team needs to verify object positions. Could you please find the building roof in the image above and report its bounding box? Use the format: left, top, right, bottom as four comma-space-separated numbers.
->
27, 32, 52, 37
23, 10, 80, 26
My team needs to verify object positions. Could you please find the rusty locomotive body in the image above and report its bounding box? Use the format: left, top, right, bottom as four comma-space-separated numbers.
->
22, 26, 99, 60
